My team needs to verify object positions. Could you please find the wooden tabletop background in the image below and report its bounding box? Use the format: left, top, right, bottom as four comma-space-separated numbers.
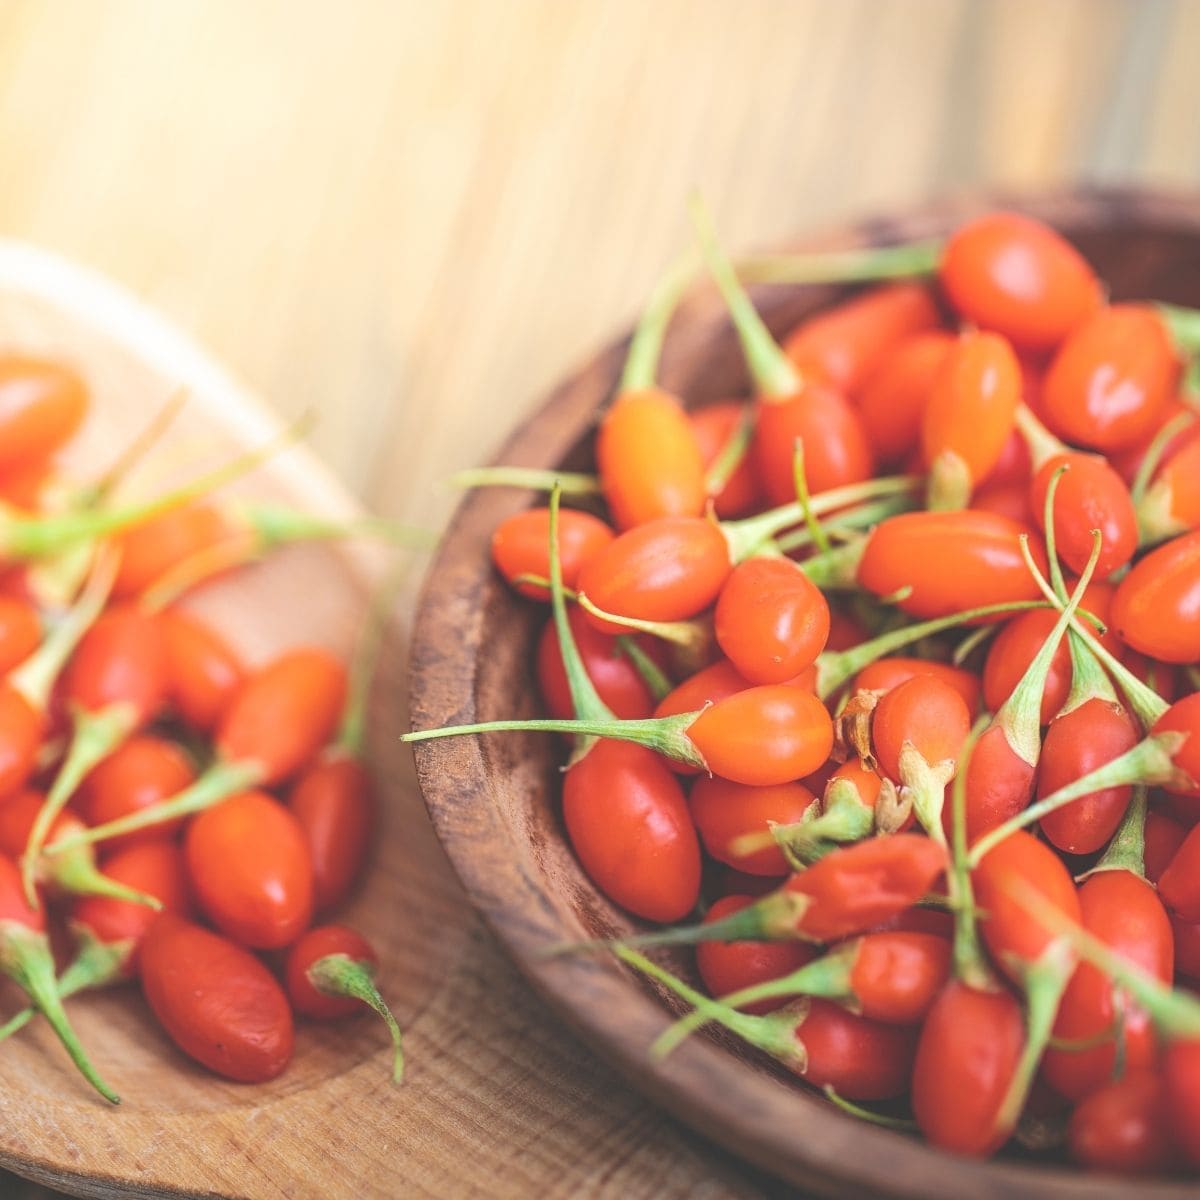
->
3, 0, 1200, 1196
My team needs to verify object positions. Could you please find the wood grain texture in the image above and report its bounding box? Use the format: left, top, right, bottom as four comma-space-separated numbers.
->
0, 1, 1197, 1196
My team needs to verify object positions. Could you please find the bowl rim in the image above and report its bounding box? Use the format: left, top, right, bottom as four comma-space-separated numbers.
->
409, 186, 1200, 1198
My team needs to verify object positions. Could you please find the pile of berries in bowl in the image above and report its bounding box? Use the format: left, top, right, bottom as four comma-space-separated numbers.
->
408, 197, 1200, 1181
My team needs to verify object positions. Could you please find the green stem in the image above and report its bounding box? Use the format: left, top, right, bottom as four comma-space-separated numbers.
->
450, 467, 602, 495
0, 922, 118, 1102
0, 929, 133, 1045
967, 733, 1188, 867
619, 256, 698, 393
952, 623, 998, 666
721, 474, 919, 562
992, 530, 1096, 765
1009, 878, 1200, 1039
950, 717, 996, 990
9, 549, 117, 713
1131, 409, 1196, 505
1058, 628, 1118, 718
615, 946, 802, 1067
925, 450, 973, 512
548, 485, 617, 730
1083, 786, 1147, 880
774, 494, 916, 555
812, 598, 1056, 699
1019, 540, 1168, 729
1159, 303, 1200, 357
792, 442, 831, 555
800, 539, 867, 589
575, 592, 711, 654
1040, 463, 1069, 605
704, 407, 755, 499
22, 702, 139, 906
823, 1085, 919, 1130
403, 711, 707, 769
1014, 403, 1067, 471
690, 196, 800, 398
996, 941, 1074, 1132
614, 637, 672, 703
736, 240, 941, 286
1, 414, 310, 561
49, 758, 265, 853
652, 940, 858, 1058
309, 954, 404, 1084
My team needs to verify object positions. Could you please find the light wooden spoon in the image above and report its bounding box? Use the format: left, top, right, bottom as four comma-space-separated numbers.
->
0, 241, 467, 1199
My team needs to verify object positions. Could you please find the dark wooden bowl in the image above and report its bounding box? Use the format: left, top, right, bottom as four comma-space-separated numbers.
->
409, 189, 1200, 1198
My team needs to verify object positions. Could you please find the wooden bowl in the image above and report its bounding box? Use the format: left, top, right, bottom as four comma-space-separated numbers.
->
0, 241, 467, 1198
410, 189, 1200, 1199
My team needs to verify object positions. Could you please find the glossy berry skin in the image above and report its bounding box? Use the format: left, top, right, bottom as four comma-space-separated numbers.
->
696, 895, 814, 1015
184, 791, 315, 949
216, 648, 347, 784
1037, 700, 1140, 855
859, 511, 1048, 619
791, 999, 917, 1101
911, 981, 1025, 1156
159, 609, 246, 732
285, 924, 380, 1020
490, 507, 615, 601
972, 830, 1081, 984
844, 932, 951, 1025
688, 777, 816, 876
1163, 1038, 1200, 1167
1041, 305, 1179, 452
0, 356, 88, 471
79, 735, 196, 851
982, 609, 1072, 726
72, 842, 193, 977
1030, 453, 1138, 580
1152, 693, 1200, 800
1042, 871, 1172, 1102
290, 754, 373, 913
870, 676, 970, 786
1111, 529, 1200, 664
853, 657, 981, 719
856, 331, 953, 465
1144, 808, 1188, 884
112, 504, 233, 600
1158, 821, 1200, 922
64, 604, 168, 725
921, 330, 1021, 487
685, 686, 833, 787
714, 558, 830, 685
783, 834, 947, 941
939, 213, 1101, 352
563, 739, 700, 923
752, 384, 875, 507
598, 388, 707, 529
536, 609, 662, 722
652, 658, 757, 778
576, 516, 731, 631
783, 283, 940, 395
1068, 1070, 1176, 1175
139, 914, 294, 1083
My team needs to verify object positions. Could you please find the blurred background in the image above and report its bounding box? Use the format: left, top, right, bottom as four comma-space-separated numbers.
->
2, 0, 1199, 1195
2, 0, 1198, 534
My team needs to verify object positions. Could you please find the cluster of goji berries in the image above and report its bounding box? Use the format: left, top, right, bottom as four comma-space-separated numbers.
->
408, 206, 1200, 1175
0, 360, 401, 1102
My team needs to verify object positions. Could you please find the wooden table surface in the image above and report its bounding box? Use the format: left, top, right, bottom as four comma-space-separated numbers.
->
2, 1, 1199, 1196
